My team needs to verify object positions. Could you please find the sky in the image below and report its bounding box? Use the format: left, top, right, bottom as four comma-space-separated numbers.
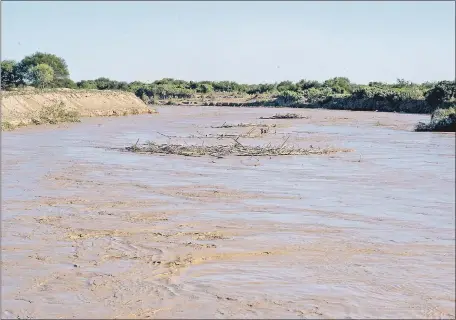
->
2, 1, 455, 84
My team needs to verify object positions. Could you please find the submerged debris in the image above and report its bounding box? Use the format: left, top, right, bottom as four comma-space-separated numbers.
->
211, 122, 276, 129
260, 113, 308, 120
126, 140, 353, 158
157, 127, 267, 140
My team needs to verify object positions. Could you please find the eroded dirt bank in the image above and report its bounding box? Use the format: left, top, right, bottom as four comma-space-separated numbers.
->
1, 106, 455, 319
1, 89, 156, 129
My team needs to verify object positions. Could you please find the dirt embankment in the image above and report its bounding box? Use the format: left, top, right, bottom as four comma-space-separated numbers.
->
1, 89, 156, 129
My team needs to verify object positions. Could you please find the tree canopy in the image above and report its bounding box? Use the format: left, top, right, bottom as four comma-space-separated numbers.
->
425, 81, 456, 109
1, 60, 23, 89
16, 52, 70, 84
30, 64, 55, 88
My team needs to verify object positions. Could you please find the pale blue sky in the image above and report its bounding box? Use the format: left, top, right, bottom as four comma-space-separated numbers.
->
2, 1, 455, 84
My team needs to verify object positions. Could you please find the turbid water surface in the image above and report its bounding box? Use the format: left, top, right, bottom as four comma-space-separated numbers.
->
2, 106, 455, 319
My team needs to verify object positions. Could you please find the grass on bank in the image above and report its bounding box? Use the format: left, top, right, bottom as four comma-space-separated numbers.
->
1, 102, 81, 131
1, 121, 18, 131
31, 102, 80, 125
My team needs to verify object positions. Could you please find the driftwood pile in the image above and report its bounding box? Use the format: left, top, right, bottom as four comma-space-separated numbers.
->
156, 127, 270, 140
126, 139, 352, 158
260, 113, 308, 120
124, 118, 353, 159
211, 122, 276, 129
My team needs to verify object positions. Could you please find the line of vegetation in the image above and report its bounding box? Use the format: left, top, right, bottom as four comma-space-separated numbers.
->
415, 107, 456, 132
2, 51, 455, 116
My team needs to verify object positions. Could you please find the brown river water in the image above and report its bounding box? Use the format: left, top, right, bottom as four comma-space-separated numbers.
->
1, 106, 455, 319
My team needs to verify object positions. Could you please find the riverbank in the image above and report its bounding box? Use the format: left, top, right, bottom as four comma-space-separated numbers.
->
149, 93, 455, 132
148, 91, 447, 114
1, 88, 156, 131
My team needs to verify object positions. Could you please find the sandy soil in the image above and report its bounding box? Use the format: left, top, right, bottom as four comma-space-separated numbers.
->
1, 89, 156, 127
1, 106, 455, 319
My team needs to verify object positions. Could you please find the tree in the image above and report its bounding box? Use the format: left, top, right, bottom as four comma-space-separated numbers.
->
425, 81, 456, 109
198, 83, 213, 94
30, 63, 54, 88
77, 80, 97, 89
93, 77, 112, 90
212, 81, 237, 92
1, 60, 22, 89
17, 52, 69, 84
52, 78, 77, 89
296, 79, 321, 90
117, 81, 129, 91
368, 81, 387, 88
394, 78, 414, 88
277, 81, 296, 92
323, 77, 352, 94
276, 90, 302, 105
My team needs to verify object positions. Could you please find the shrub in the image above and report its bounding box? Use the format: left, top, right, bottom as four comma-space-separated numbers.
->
415, 107, 456, 132
425, 81, 456, 110
31, 102, 80, 125
275, 90, 303, 105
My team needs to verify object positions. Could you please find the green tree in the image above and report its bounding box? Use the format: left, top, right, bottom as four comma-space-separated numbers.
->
93, 77, 111, 90
1, 60, 22, 89
52, 78, 77, 89
323, 77, 352, 94
276, 90, 302, 104
420, 81, 437, 90
198, 83, 213, 94
17, 52, 69, 84
76, 80, 97, 89
212, 81, 238, 92
30, 63, 54, 88
296, 79, 321, 90
425, 81, 456, 109
368, 81, 387, 88
302, 87, 333, 103
116, 81, 129, 91
276, 81, 296, 92
394, 78, 414, 88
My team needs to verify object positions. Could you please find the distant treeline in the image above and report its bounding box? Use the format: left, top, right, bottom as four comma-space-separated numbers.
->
2, 52, 455, 114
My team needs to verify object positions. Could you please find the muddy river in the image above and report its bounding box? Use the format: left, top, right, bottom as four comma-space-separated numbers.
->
1, 106, 455, 319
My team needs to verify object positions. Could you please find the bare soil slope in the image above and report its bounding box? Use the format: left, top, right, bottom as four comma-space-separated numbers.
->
1, 89, 156, 128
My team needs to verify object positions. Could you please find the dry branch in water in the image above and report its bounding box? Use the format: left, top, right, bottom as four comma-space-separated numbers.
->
125, 141, 353, 158
155, 127, 267, 140
211, 122, 276, 129
259, 113, 308, 120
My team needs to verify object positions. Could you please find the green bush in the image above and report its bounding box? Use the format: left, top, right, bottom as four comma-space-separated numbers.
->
425, 81, 456, 110
275, 90, 303, 105
32, 102, 80, 125
302, 87, 334, 104
1, 60, 23, 89
415, 107, 456, 132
